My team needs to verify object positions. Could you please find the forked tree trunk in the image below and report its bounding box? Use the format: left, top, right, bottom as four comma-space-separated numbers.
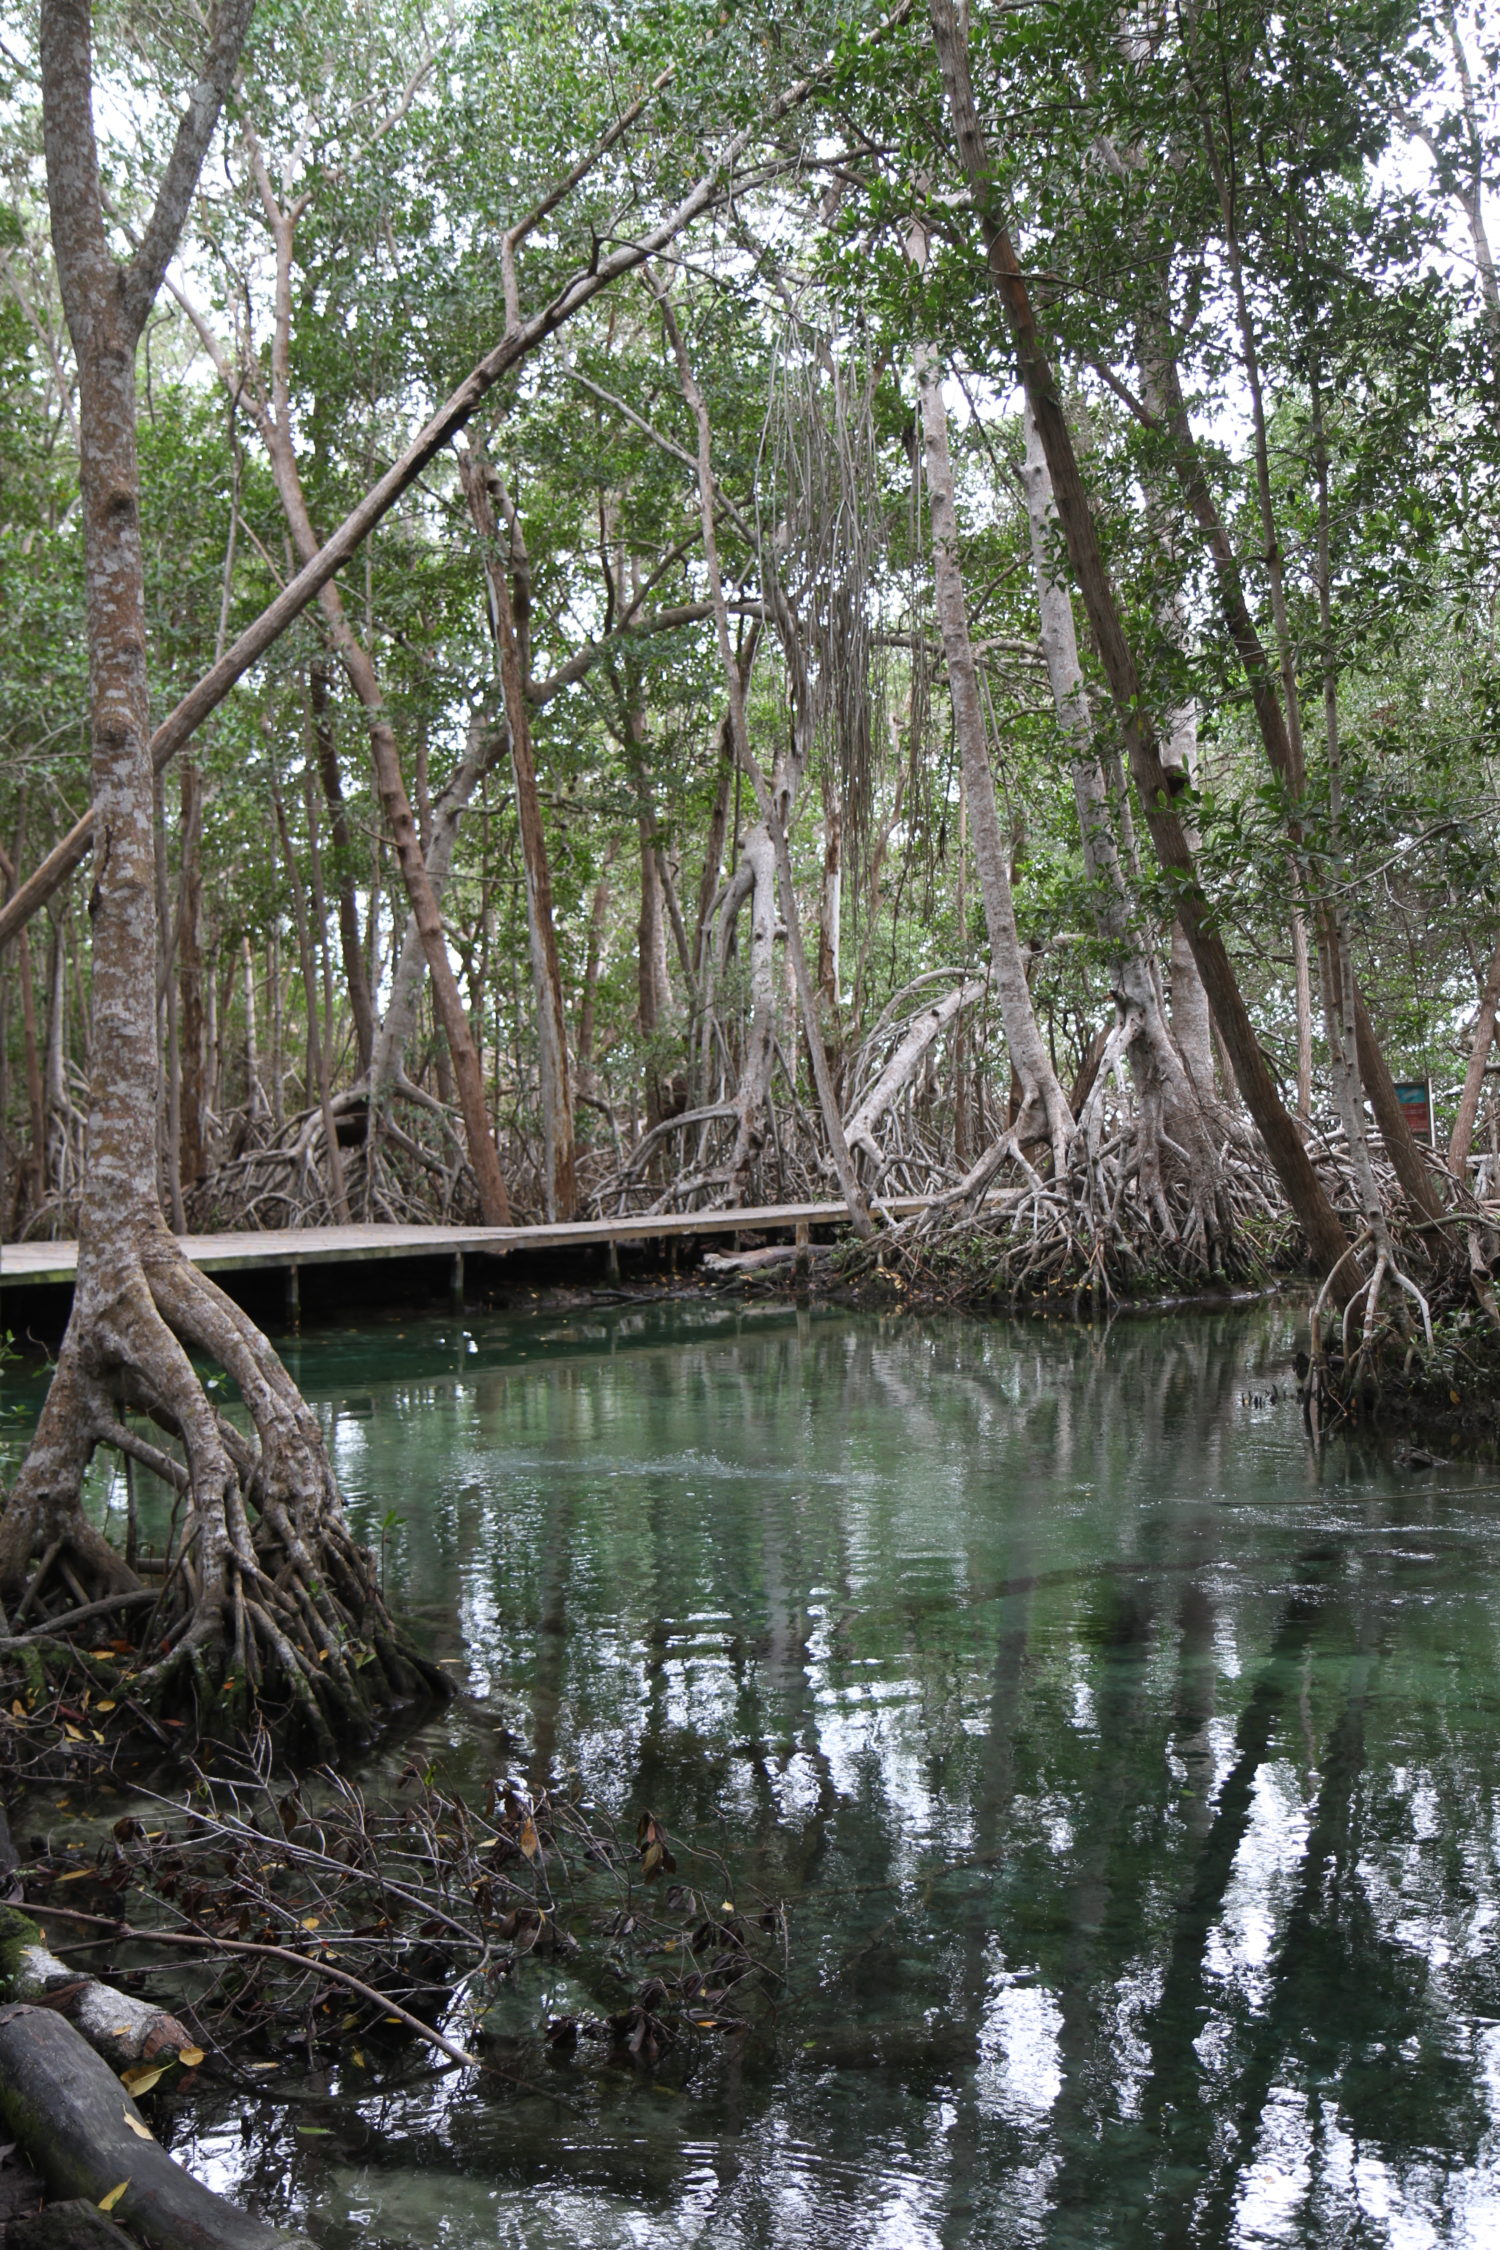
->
915, 342, 1073, 1174
2, 0, 442, 1746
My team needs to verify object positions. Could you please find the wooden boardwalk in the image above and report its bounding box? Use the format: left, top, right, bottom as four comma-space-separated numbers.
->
0, 1198, 927, 1294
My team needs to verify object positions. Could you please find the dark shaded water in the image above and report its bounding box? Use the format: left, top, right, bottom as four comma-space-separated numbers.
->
15, 1296, 1500, 2246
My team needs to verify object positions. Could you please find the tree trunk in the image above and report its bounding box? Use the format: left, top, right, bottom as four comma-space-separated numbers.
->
1139, 331, 1443, 1226
1020, 399, 1224, 1242
271, 776, 349, 1222
1447, 928, 1500, 1177
458, 443, 577, 1219
367, 719, 502, 1109
819, 784, 843, 1010
928, 0, 1352, 1281
177, 759, 206, 1192
577, 835, 619, 1093
915, 342, 1073, 1173
309, 660, 374, 1076
1291, 910, 1313, 1123
1159, 692, 1216, 1100
1, 0, 442, 1745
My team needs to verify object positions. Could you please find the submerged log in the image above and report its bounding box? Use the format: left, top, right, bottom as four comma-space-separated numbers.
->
0, 2005, 307, 2250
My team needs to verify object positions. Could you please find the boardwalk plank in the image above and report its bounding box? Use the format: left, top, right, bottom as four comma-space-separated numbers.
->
0, 1198, 931, 1292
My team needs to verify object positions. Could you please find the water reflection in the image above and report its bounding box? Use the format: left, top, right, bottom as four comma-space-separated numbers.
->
146, 1300, 1500, 2246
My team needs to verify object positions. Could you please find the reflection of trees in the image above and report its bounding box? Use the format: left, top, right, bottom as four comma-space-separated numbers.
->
1121, 1547, 1347, 2250
236, 1302, 1500, 2244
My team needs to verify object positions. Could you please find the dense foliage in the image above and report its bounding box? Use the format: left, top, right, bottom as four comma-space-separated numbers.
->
1, 0, 1498, 1251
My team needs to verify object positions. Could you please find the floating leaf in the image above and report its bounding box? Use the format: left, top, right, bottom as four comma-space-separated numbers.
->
63, 1724, 84, 1741
518, 1818, 539, 1861
246, 2062, 278, 2072
96, 1700, 116, 1713
177, 2046, 204, 2068
88, 1649, 114, 1661
122, 2112, 154, 2142
300, 1916, 321, 1931
121, 2065, 166, 2097
351, 2049, 366, 2068
98, 2182, 129, 2213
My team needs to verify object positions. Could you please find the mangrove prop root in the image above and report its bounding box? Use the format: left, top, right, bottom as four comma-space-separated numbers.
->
0, 1238, 449, 1744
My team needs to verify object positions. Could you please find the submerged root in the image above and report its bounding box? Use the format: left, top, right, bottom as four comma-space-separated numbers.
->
0, 1233, 448, 1749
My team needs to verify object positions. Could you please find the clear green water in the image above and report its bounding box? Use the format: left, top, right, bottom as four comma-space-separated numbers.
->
17, 1295, 1500, 2247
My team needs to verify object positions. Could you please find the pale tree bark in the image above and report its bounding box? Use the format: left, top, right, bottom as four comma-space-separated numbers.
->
1157, 664, 1216, 1100
845, 977, 987, 1174
1449, 932, 1500, 1176
241, 933, 265, 1127
458, 441, 577, 1218
577, 835, 620, 1094
818, 783, 843, 1011
928, 0, 1353, 1281
2, 0, 440, 1743
915, 339, 1073, 1175
308, 662, 375, 1077
1019, 399, 1224, 1241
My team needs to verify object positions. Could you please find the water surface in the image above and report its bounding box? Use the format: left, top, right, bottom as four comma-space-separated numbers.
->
25, 1297, 1500, 2247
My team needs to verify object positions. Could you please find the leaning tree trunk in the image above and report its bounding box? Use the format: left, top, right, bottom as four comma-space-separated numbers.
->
0, 0, 444, 1748
928, 0, 1354, 1283
1020, 400, 1227, 1253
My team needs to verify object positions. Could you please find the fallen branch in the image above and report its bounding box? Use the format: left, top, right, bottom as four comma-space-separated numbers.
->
28, 1905, 480, 2071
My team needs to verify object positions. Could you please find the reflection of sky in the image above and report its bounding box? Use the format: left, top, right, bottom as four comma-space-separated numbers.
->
146, 1300, 1500, 2248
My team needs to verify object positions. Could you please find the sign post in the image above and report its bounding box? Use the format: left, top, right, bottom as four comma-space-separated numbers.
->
1394, 1080, 1433, 1141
